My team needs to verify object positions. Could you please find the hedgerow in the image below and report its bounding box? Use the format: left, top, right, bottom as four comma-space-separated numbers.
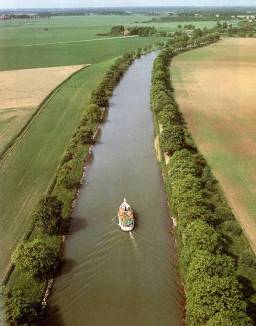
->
4, 48, 153, 325
151, 30, 255, 325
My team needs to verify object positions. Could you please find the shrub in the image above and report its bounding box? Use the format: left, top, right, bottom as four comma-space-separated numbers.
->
34, 196, 63, 235
182, 220, 224, 253
160, 124, 184, 155
11, 236, 61, 279
221, 219, 242, 236
172, 174, 204, 206
176, 202, 214, 225
206, 311, 252, 326
186, 251, 235, 285
187, 276, 248, 326
81, 104, 101, 125
158, 105, 181, 126
78, 126, 94, 144
57, 163, 79, 190
168, 149, 199, 180
5, 273, 44, 324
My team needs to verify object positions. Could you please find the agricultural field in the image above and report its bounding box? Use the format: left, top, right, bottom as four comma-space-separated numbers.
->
0, 64, 85, 154
0, 14, 167, 282
0, 15, 228, 70
0, 15, 159, 70
171, 38, 256, 251
0, 59, 115, 281
0, 12, 239, 290
136, 19, 238, 33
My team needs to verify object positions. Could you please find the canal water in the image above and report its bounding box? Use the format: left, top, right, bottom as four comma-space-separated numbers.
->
43, 52, 184, 326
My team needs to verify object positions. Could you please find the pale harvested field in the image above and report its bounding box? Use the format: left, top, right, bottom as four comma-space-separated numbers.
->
0, 64, 86, 154
172, 38, 256, 251
0, 64, 86, 109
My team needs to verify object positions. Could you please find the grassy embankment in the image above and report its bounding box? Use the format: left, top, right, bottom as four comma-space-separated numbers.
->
4, 49, 142, 324
0, 14, 163, 285
0, 60, 113, 282
152, 34, 256, 324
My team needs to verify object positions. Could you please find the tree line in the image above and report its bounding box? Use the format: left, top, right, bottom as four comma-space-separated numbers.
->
109, 25, 157, 36
213, 20, 256, 37
151, 31, 256, 325
3, 46, 152, 325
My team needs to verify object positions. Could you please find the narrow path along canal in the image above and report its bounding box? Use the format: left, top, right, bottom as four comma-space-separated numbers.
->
43, 52, 184, 326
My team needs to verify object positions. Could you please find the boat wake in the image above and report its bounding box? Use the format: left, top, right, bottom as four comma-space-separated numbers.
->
129, 231, 139, 254
129, 231, 135, 240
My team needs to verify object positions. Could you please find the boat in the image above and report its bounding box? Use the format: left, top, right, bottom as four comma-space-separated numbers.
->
118, 198, 134, 231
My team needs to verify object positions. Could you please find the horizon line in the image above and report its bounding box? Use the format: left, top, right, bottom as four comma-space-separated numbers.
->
1, 5, 256, 10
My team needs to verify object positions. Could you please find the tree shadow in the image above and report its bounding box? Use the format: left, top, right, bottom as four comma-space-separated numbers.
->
55, 258, 76, 277
69, 217, 87, 235
238, 275, 256, 324
39, 304, 66, 326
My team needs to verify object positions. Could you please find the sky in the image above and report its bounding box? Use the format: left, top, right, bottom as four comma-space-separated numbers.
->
1, 0, 256, 9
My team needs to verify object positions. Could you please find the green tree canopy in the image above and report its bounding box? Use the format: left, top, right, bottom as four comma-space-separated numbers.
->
187, 251, 235, 286
160, 125, 184, 155
34, 195, 63, 235
5, 273, 44, 324
12, 236, 61, 279
187, 276, 248, 326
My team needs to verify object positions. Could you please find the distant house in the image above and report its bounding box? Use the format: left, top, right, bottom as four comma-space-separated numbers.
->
123, 29, 130, 37
0, 14, 10, 20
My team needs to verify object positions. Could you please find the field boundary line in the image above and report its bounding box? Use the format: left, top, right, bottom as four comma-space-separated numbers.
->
7, 35, 139, 48
1, 64, 94, 285
0, 64, 91, 163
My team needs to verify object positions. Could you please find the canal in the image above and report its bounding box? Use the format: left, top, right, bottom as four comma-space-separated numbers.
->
43, 52, 184, 325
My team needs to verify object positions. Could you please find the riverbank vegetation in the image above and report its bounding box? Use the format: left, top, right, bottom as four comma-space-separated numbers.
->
3, 46, 152, 325
151, 32, 256, 325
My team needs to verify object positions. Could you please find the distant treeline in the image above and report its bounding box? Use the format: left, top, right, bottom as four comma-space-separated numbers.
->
213, 20, 256, 37
97, 25, 157, 37
151, 31, 256, 325
3, 46, 152, 325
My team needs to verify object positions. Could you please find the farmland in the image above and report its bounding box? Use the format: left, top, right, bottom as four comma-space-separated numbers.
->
0, 59, 116, 281
171, 38, 256, 251
0, 15, 230, 70
0, 15, 161, 70
0, 65, 86, 110
0, 65, 86, 154
1, 7, 255, 325
0, 14, 170, 282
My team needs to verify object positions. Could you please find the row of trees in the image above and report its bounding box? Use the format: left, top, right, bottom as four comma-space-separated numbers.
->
55, 49, 149, 216
213, 20, 256, 37
110, 25, 157, 36
4, 47, 153, 325
151, 32, 254, 325
5, 196, 63, 324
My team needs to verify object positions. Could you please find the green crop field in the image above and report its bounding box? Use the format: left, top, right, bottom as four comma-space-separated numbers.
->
0, 14, 169, 282
0, 59, 115, 281
0, 14, 231, 283
0, 15, 226, 70
0, 15, 160, 70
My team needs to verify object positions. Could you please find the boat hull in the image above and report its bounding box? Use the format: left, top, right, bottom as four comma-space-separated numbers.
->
118, 199, 134, 231
118, 219, 134, 232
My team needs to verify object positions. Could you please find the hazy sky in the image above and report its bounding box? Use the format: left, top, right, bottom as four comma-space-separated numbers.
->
1, 0, 256, 9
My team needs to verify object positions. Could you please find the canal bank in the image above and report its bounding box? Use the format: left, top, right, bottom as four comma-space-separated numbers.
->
42, 52, 184, 326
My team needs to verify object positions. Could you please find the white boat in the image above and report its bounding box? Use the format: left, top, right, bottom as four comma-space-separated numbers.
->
118, 198, 134, 231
